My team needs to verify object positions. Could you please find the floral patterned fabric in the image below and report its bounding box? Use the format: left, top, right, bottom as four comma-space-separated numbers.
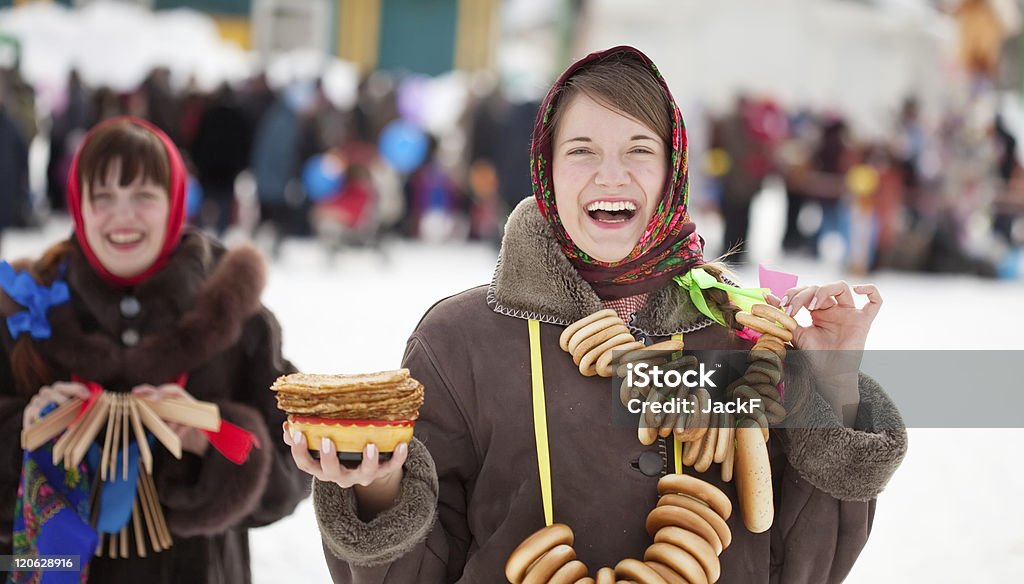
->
531, 45, 705, 300
10, 441, 96, 584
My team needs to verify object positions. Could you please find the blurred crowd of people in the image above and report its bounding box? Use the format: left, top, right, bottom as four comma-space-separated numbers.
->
705, 93, 1024, 278
1, 60, 1023, 278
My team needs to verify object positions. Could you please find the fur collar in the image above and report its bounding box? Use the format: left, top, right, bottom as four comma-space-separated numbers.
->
488, 198, 714, 335
1, 231, 267, 391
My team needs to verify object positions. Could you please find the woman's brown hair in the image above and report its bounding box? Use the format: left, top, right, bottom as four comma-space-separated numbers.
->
544, 51, 673, 151
7, 241, 75, 395
76, 121, 171, 197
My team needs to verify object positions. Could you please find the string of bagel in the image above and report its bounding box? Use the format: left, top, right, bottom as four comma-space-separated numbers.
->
507, 302, 798, 583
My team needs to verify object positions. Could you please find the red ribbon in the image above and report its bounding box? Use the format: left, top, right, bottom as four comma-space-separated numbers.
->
202, 421, 261, 465
70, 374, 260, 465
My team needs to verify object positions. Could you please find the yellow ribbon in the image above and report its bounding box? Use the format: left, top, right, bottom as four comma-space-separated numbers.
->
528, 319, 554, 527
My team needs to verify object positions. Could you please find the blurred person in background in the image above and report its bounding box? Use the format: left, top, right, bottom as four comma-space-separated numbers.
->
809, 117, 854, 259
778, 109, 817, 256
0, 117, 308, 582
192, 83, 251, 235
47, 69, 91, 213
714, 95, 780, 263
0, 61, 37, 145
311, 163, 379, 260
0, 75, 30, 256
140, 67, 179, 142
402, 134, 467, 242
250, 86, 304, 258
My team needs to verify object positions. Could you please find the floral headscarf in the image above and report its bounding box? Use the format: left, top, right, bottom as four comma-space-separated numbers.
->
531, 46, 704, 300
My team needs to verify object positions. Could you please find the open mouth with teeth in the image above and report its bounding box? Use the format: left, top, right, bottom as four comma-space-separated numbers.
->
586, 200, 638, 224
106, 231, 146, 249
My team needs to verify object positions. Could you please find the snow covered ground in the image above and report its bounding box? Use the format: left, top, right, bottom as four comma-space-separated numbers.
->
3, 215, 1023, 582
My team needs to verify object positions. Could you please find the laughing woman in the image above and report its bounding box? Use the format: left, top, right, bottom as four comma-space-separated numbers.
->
0, 118, 308, 583
291, 46, 907, 583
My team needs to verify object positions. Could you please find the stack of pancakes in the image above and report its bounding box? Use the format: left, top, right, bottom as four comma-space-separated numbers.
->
272, 369, 424, 457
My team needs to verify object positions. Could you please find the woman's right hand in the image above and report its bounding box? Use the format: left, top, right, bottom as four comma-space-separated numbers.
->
22, 382, 91, 430
284, 426, 408, 519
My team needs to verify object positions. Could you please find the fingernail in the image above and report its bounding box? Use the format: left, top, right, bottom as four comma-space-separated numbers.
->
780, 296, 788, 306
397, 443, 408, 455
291, 430, 303, 445
321, 438, 332, 453
809, 298, 817, 310
367, 443, 378, 458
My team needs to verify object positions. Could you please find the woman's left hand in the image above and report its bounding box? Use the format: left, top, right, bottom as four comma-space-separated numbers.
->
132, 383, 210, 456
770, 281, 883, 425
775, 281, 882, 352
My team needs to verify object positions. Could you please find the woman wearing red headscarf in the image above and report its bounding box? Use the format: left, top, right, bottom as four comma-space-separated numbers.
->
0, 117, 308, 583
293, 47, 907, 583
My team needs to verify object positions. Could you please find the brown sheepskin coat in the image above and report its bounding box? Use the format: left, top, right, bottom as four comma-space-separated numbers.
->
0, 230, 309, 583
311, 199, 908, 583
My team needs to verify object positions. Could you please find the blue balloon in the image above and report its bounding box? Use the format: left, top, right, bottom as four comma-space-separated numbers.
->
379, 120, 428, 174
186, 176, 203, 219
302, 154, 346, 201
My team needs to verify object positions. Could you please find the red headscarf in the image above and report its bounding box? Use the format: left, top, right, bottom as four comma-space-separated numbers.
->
531, 46, 704, 300
65, 117, 187, 288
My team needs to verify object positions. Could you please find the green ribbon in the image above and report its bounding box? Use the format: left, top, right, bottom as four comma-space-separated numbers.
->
673, 268, 769, 326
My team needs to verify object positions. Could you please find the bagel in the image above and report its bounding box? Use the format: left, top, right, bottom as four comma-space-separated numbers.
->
645, 506, 723, 555
747, 348, 783, 371
654, 525, 721, 582
721, 432, 735, 482
735, 312, 793, 342
746, 362, 781, 386
713, 413, 733, 464
581, 333, 640, 376
572, 323, 631, 365
645, 561, 687, 584
750, 383, 781, 403
672, 392, 698, 443
567, 315, 624, 355
548, 559, 589, 584
751, 303, 798, 332
682, 433, 702, 467
522, 544, 576, 584
614, 558, 670, 584
618, 341, 681, 368
659, 391, 682, 438
595, 567, 617, 584
600, 340, 646, 377
735, 418, 774, 533
732, 385, 764, 412
657, 473, 733, 521
677, 388, 709, 443
644, 542, 709, 584
656, 494, 732, 550
560, 310, 617, 351
694, 412, 719, 473
753, 336, 786, 355
506, 524, 574, 583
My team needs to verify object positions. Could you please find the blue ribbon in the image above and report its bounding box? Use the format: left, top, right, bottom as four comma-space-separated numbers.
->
0, 261, 70, 340
91, 442, 141, 534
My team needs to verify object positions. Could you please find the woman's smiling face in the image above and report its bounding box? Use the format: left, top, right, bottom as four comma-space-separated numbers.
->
81, 158, 169, 278
551, 92, 668, 263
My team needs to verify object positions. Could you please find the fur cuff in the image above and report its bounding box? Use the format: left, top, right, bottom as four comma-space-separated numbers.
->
781, 372, 908, 502
158, 400, 273, 537
314, 437, 438, 567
